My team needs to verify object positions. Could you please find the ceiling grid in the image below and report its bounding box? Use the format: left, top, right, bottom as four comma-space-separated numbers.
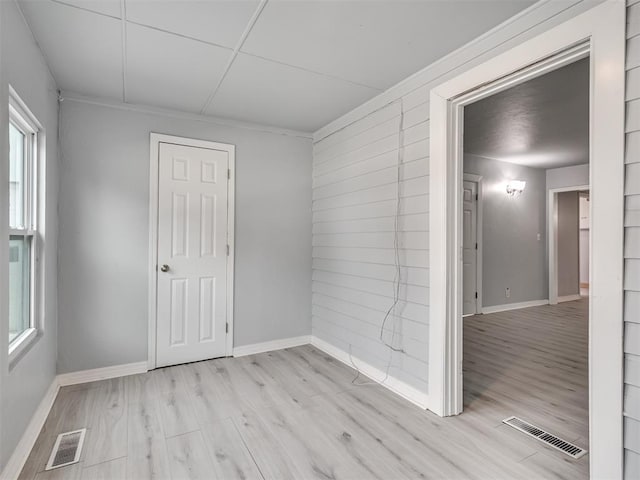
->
17, 0, 537, 131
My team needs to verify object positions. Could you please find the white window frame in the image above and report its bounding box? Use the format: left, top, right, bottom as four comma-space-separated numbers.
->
8, 87, 43, 364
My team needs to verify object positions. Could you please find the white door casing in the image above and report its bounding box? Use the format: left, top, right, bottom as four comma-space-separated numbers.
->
149, 134, 235, 369
462, 181, 477, 315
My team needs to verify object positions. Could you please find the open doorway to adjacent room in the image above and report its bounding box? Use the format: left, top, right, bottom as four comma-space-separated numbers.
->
460, 56, 591, 476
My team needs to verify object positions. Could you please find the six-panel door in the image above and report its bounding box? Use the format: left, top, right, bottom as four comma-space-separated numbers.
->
156, 142, 229, 367
462, 181, 478, 315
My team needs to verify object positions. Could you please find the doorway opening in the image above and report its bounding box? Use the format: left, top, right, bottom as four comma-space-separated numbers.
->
427, 3, 625, 477
461, 55, 590, 476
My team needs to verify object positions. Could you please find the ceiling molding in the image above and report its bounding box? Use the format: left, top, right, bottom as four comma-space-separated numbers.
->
200, 0, 269, 114
60, 90, 314, 139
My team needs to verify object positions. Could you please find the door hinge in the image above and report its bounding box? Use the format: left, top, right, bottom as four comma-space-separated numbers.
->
475, 292, 478, 299
227, 169, 231, 180
226, 322, 229, 333
475, 242, 478, 250
226, 244, 230, 256
475, 193, 479, 201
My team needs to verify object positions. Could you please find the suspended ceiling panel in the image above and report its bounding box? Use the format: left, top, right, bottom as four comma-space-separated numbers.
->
242, 0, 536, 90
125, 0, 260, 48
18, 0, 537, 132
206, 52, 379, 132
126, 23, 231, 112
56, 0, 121, 18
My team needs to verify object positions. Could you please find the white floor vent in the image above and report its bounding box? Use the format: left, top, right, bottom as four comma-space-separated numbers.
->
502, 417, 587, 459
45, 429, 86, 470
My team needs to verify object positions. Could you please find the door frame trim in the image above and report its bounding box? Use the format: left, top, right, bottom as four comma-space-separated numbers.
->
463, 173, 483, 314
428, 2, 625, 477
548, 185, 589, 305
148, 133, 236, 370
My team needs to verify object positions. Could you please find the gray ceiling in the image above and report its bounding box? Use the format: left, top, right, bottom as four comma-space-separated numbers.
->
17, 0, 536, 133
464, 57, 589, 170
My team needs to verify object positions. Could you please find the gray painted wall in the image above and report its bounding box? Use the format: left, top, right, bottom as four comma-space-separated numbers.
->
546, 164, 589, 190
57, 101, 312, 373
0, 0, 59, 469
557, 191, 580, 297
464, 154, 548, 307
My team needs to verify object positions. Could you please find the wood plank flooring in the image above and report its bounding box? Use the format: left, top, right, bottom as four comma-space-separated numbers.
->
19, 300, 588, 479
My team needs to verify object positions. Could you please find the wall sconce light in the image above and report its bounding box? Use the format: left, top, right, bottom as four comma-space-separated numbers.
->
505, 180, 526, 197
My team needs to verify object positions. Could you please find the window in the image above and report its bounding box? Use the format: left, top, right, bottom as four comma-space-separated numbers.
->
8, 89, 41, 362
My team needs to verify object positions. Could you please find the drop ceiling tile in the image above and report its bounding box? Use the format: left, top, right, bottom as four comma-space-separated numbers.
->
125, 0, 260, 48
206, 53, 380, 132
126, 23, 231, 113
18, 0, 123, 99
242, 0, 536, 90
52, 0, 121, 18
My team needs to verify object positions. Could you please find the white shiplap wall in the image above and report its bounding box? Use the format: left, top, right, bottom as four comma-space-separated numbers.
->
625, 0, 640, 477
312, 94, 430, 393
313, 2, 638, 475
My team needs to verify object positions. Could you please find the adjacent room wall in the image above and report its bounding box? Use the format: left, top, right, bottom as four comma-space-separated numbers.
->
57, 100, 312, 373
0, 0, 59, 470
463, 154, 547, 308
546, 163, 589, 190
556, 191, 580, 297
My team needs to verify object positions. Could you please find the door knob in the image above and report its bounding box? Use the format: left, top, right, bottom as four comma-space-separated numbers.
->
160, 264, 170, 272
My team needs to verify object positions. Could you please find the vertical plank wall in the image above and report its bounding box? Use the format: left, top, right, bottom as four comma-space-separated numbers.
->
624, 0, 640, 476
312, 95, 430, 394
312, 1, 638, 475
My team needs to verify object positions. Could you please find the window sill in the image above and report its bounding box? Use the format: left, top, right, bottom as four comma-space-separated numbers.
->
9, 327, 38, 366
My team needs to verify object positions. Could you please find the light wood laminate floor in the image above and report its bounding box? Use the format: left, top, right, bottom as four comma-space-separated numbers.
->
19, 300, 588, 479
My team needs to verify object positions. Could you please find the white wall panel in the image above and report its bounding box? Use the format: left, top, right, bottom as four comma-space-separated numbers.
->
626, 354, 640, 388
626, 417, 640, 454
311, 83, 430, 393
626, 4, 640, 473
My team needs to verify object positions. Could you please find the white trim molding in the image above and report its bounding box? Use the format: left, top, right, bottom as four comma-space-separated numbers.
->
0, 379, 59, 480
232, 335, 311, 357
428, 2, 625, 478
57, 361, 148, 387
62, 91, 313, 139
148, 133, 236, 369
481, 299, 549, 315
311, 336, 429, 409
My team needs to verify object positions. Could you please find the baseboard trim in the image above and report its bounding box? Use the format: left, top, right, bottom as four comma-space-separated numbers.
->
0, 379, 59, 480
482, 299, 549, 314
557, 294, 582, 303
57, 361, 148, 387
233, 335, 311, 357
310, 336, 429, 410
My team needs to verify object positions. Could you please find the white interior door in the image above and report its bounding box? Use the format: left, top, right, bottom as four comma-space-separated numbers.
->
462, 181, 478, 315
156, 142, 229, 367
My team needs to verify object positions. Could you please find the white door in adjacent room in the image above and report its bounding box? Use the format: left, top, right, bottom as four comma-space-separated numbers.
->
462, 180, 478, 315
156, 142, 229, 367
